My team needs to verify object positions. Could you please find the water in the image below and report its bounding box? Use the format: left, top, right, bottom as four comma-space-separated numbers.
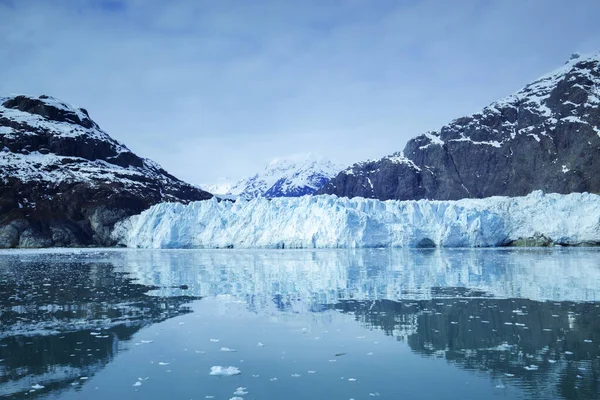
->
0, 248, 599, 400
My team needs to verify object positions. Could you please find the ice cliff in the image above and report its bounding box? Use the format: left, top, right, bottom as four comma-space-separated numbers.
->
113, 191, 600, 248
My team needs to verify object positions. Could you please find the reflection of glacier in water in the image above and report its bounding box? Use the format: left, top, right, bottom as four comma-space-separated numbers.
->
120, 248, 600, 303
1, 248, 599, 400
118, 248, 600, 399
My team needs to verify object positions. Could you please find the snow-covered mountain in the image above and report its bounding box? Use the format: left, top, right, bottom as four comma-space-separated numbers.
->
0, 94, 211, 248
113, 191, 600, 249
201, 154, 343, 198
320, 52, 600, 200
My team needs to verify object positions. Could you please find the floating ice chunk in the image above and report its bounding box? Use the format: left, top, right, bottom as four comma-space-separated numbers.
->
257, 342, 265, 347
141, 340, 153, 344
31, 384, 45, 390
133, 381, 142, 387
367, 352, 374, 356
450, 321, 458, 325
196, 350, 206, 354
565, 351, 574, 355
205, 396, 214, 399
524, 365, 539, 371
548, 360, 557, 363
308, 370, 316, 374
504, 373, 514, 377
233, 387, 248, 395
80, 377, 88, 380
584, 339, 593, 343
210, 338, 220, 342
270, 378, 278, 381
221, 347, 237, 352
230, 397, 243, 400
158, 362, 170, 366
496, 384, 506, 389
348, 378, 357, 382
291, 373, 301, 378
252, 374, 260, 378
210, 366, 241, 376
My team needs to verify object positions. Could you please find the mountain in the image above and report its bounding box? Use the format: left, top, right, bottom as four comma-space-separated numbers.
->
319, 53, 600, 200
0, 94, 212, 248
202, 154, 343, 198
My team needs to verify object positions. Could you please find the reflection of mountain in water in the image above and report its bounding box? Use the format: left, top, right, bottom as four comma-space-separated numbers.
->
334, 298, 600, 400
0, 252, 198, 399
1, 248, 600, 400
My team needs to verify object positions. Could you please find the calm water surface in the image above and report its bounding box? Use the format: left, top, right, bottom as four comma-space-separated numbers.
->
0, 248, 599, 400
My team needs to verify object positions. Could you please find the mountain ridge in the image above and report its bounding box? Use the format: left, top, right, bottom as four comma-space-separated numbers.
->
0, 94, 212, 248
319, 52, 600, 200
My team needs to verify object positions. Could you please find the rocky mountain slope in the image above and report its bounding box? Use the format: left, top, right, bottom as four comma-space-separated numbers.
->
0, 94, 211, 248
202, 154, 342, 199
319, 53, 600, 200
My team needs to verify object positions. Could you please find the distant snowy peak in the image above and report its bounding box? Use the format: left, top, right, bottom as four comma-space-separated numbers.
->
199, 181, 234, 196
209, 155, 344, 198
321, 52, 600, 200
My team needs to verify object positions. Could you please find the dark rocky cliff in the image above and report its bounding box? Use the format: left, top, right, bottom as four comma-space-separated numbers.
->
0, 94, 212, 248
320, 53, 600, 200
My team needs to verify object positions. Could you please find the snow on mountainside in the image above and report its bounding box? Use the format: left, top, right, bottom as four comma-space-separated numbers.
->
320, 52, 600, 200
113, 191, 600, 249
202, 154, 343, 198
0, 94, 211, 248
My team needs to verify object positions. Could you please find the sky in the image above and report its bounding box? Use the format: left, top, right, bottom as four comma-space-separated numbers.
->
1, 0, 599, 185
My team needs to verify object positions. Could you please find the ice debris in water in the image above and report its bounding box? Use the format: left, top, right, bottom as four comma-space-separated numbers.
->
133, 381, 142, 387
158, 362, 170, 366
230, 397, 244, 400
210, 338, 220, 342
308, 370, 316, 374
31, 384, 45, 390
257, 342, 265, 347
233, 387, 248, 395
524, 365, 539, 371
220, 347, 237, 352
210, 366, 241, 376
141, 340, 153, 344
291, 373, 301, 378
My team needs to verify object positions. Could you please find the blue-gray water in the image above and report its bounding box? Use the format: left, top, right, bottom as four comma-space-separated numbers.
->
1, 248, 599, 400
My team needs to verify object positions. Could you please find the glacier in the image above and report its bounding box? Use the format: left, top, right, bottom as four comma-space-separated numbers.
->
112, 191, 600, 249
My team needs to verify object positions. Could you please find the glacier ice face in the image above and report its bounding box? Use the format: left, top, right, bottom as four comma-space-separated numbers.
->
112, 191, 600, 249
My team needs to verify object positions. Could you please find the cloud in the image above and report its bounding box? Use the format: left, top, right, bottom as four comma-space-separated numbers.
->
1, 0, 599, 184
